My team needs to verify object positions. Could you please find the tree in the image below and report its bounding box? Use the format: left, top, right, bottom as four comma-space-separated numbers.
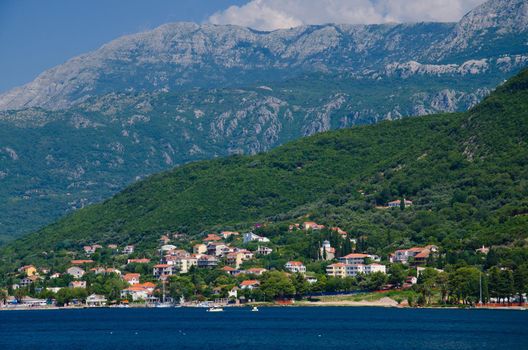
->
168, 276, 195, 300
290, 273, 309, 298
514, 265, 528, 304
388, 264, 406, 287
448, 267, 480, 305
260, 271, 295, 300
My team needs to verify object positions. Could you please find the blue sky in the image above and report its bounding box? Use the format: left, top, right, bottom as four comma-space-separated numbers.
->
0, 0, 246, 92
0, 0, 484, 93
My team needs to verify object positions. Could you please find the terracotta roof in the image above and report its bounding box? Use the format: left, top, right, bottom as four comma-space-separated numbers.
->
342, 253, 369, 259
240, 280, 260, 286
286, 261, 304, 266
71, 259, 94, 265
222, 266, 236, 271
154, 264, 171, 268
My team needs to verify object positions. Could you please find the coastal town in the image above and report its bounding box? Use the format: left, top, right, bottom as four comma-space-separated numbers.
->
1, 198, 525, 310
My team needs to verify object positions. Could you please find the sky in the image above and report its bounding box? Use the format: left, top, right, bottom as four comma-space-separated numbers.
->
0, 0, 486, 93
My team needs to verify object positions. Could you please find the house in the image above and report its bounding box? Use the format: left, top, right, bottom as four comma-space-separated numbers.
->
127, 258, 151, 264
67, 266, 85, 279
123, 245, 135, 254
247, 268, 267, 276
172, 257, 198, 273
221, 231, 240, 239
69, 281, 87, 289
289, 223, 301, 231
207, 242, 228, 257
159, 235, 171, 244
389, 245, 438, 265
203, 234, 222, 242
320, 240, 335, 260
121, 283, 155, 301
240, 280, 260, 290
123, 273, 141, 285
338, 253, 371, 265
285, 261, 306, 274
303, 221, 325, 230
50, 272, 61, 279
20, 275, 39, 287
226, 252, 245, 269
387, 199, 413, 208
105, 268, 121, 275
71, 259, 94, 265
228, 287, 239, 299
193, 243, 207, 254
46, 287, 62, 293
197, 255, 219, 269
20, 297, 47, 307
305, 276, 318, 284
476, 246, 490, 255
243, 232, 270, 244
18, 265, 37, 276
331, 227, 348, 237
107, 244, 118, 250
165, 249, 191, 258
90, 267, 107, 274
160, 244, 177, 253
326, 262, 386, 278
83, 245, 101, 254
153, 264, 175, 278
86, 294, 107, 307
256, 246, 273, 255
326, 263, 347, 278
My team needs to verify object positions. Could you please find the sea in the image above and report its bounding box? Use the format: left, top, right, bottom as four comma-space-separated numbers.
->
1, 307, 527, 349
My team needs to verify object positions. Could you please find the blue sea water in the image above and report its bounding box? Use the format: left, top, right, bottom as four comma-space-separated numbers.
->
1, 307, 527, 350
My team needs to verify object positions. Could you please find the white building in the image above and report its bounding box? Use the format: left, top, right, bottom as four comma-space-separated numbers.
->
256, 246, 273, 255
66, 266, 85, 279
327, 263, 386, 278
285, 261, 306, 274
86, 294, 107, 307
243, 232, 270, 244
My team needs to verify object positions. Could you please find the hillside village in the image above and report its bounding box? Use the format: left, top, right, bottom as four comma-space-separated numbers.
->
2, 196, 523, 309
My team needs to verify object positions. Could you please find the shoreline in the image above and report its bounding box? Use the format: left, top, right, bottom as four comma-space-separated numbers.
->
2, 301, 526, 312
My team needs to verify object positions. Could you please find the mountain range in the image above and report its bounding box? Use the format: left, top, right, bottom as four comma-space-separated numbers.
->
0, 0, 527, 241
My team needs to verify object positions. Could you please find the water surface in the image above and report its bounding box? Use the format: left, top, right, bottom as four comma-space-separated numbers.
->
1, 307, 526, 349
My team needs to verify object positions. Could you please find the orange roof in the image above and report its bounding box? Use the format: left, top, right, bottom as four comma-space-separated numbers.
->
248, 268, 266, 272
71, 259, 94, 265
240, 280, 260, 286
203, 234, 222, 241
222, 266, 236, 271
414, 251, 430, 259
128, 258, 151, 263
342, 253, 369, 259
287, 261, 304, 266
138, 282, 156, 288
154, 264, 170, 268
123, 273, 140, 280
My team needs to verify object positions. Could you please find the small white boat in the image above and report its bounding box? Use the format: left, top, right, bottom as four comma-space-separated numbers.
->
251, 306, 259, 312
207, 306, 224, 312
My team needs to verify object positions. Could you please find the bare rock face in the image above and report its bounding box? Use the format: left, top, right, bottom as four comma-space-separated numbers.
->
0, 0, 526, 112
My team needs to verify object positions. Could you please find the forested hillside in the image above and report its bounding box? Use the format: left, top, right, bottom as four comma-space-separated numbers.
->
1, 68, 526, 284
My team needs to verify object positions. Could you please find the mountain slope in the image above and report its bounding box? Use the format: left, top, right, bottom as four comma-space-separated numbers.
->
0, 0, 527, 240
1, 68, 526, 277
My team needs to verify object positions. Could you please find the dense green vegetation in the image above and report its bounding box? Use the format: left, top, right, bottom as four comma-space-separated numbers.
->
0, 69, 527, 299
0, 69, 516, 241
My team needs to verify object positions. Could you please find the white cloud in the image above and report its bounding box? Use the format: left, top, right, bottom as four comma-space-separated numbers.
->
208, 0, 487, 31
